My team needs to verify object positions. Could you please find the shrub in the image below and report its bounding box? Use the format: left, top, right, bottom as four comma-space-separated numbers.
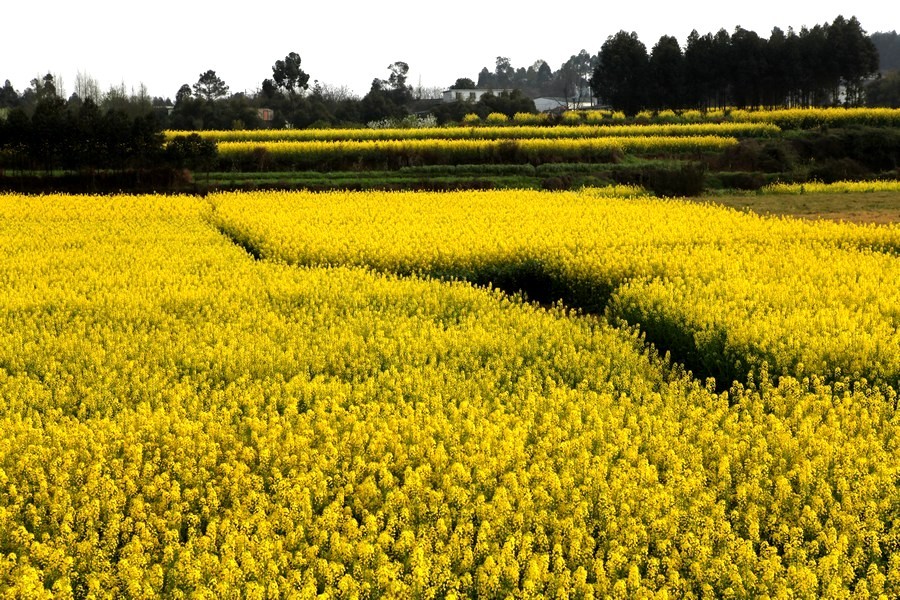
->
513, 112, 546, 125
165, 133, 218, 171
645, 163, 707, 197
807, 158, 872, 183
716, 171, 768, 191
583, 110, 609, 123
540, 175, 575, 190
791, 127, 900, 173
713, 139, 795, 173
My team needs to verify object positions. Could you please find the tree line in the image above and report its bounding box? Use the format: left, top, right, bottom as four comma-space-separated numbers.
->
0, 75, 167, 173
1, 14, 897, 155
590, 16, 882, 114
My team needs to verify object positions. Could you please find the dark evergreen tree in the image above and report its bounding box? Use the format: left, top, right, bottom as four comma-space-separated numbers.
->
648, 36, 685, 110
591, 31, 649, 115
866, 72, 900, 107
475, 90, 535, 118
193, 70, 229, 101
476, 67, 495, 88
729, 27, 767, 108
830, 16, 879, 105
272, 52, 310, 97
764, 27, 793, 107
30, 92, 68, 171
169, 84, 204, 129
871, 31, 900, 73
709, 29, 733, 109
0, 80, 20, 109
494, 57, 514, 87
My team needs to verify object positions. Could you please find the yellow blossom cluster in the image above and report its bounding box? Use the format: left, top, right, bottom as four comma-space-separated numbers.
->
729, 107, 900, 129
166, 123, 774, 143
211, 189, 900, 387
1, 193, 900, 598
762, 180, 900, 195
556, 107, 900, 128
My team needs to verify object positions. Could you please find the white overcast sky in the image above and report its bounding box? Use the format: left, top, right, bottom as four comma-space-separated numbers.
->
1, 1, 895, 100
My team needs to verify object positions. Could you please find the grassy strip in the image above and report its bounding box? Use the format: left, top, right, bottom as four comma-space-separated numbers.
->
203, 174, 651, 194
693, 190, 900, 225
207, 159, 691, 180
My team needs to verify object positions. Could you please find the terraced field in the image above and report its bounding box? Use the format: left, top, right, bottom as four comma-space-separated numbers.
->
2, 190, 899, 597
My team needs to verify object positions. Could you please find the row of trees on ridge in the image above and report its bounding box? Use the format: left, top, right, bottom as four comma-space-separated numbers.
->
591, 16, 882, 113
0, 15, 897, 144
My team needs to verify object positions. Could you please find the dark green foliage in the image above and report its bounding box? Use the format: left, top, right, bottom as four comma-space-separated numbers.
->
165, 134, 218, 171
648, 36, 685, 111
714, 171, 768, 191
789, 126, 900, 173
0, 90, 166, 174
866, 72, 900, 107
871, 31, 900, 73
474, 90, 536, 118
591, 31, 650, 115
644, 163, 707, 197
170, 83, 261, 131
606, 163, 706, 197
712, 139, 796, 173
358, 63, 415, 123
430, 101, 475, 125
729, 27, 768, 108
29, 94, 69, 171
540, 175, 575, 191
0, 80, 19, 109
831, 16, 880, 105
806, 158, 872, 182
272, 52, 310, 96
193, 70, 230, 101
0, 168, 191, 194
594, 16, 882, 112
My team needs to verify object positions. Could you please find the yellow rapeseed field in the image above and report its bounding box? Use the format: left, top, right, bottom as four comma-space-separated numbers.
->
729, 107, 900, 128
1, 192, 899, 598
763, 180, 900, 194
166, 123, 776, 143
211, 189, 900, 387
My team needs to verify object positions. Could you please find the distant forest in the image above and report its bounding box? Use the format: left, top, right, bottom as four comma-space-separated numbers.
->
0, 15, 898, 143
873, 31, 900, 73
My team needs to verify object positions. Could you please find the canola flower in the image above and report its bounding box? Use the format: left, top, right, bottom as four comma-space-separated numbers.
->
211, 189, 900, 388
558, 107, 900, 129
166, 123, 772, 143
1, 193, 900, 598
729, 107, 900, 129
763, 180, 900, 195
